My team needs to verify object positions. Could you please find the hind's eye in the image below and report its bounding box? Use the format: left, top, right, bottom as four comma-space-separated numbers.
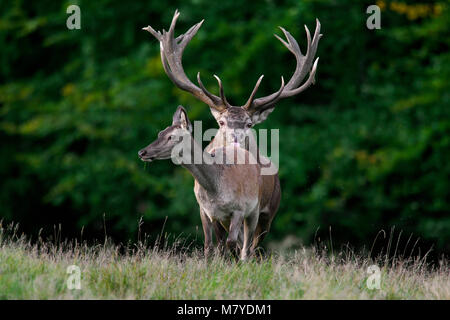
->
246, 123, 252, 128
219, 121, 225, 126
167, 136, 172, 141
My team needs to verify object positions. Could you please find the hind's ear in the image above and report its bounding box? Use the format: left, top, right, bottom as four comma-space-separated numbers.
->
172, 105, 192, 132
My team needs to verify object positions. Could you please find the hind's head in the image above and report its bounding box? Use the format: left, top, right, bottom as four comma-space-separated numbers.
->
138, 106, 192, 162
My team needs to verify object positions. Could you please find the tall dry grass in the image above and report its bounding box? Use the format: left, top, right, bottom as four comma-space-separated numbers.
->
0, 222, 448, 299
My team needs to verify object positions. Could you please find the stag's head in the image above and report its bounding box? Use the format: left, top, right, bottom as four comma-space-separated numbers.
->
212, 106, 253, 145
138, 106, 192, 162
143, 10, 322, 146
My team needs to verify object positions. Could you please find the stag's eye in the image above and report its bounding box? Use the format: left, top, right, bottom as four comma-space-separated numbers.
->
219, 121, 225, 126
167, 136, 172, 141
246, 123, 252, 128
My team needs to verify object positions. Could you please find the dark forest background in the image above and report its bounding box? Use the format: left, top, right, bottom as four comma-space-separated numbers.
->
0, 0, 449, 256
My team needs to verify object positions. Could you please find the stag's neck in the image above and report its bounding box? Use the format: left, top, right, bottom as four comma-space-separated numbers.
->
180, 135, 219, 194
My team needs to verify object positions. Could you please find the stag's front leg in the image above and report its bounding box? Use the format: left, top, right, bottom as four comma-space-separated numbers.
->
200, 208, 213, 258
226, 213, 244, 259
241, 213, 259, 261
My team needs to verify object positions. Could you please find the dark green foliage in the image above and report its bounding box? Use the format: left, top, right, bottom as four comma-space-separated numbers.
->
1, 0, 449, 252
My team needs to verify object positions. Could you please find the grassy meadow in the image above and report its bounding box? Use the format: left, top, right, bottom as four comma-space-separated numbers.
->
0, 224, 448, 300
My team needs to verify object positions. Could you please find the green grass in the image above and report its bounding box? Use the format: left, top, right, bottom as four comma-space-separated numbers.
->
0, 225, 448, 299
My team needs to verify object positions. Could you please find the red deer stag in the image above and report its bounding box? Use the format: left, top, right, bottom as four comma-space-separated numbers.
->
142, 10, 321, 256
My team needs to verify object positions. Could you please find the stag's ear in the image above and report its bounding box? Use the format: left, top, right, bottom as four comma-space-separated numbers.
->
250, 107, 275, 125
172, 105, 192, 132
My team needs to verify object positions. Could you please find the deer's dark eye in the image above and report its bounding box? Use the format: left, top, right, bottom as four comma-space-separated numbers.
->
219, 121, 225, 126
246, 123, 252, 128
167, 136, 172, 141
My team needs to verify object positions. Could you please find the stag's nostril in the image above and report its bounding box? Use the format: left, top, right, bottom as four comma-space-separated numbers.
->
138, 150, 147, 157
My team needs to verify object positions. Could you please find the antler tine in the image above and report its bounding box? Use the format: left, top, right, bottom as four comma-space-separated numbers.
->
167, 9, 180, 41
277, 26, 302, 58
251, 76, 285, 110
142, 25, 162, 41
179, 20, 204, 53
300, 20, 321, 84
197, 72, 223, 108
143, 10, 227, 111
213, 75, 231, 108
243, 75, 264, 110
304, 24, 312, 65
312, 19, 322, 53
160, 9, 180, 53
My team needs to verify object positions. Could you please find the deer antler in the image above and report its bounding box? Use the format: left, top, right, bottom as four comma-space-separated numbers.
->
143, 10, 230, 112
243, 20, 322, 114
143, 11, 322, 115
